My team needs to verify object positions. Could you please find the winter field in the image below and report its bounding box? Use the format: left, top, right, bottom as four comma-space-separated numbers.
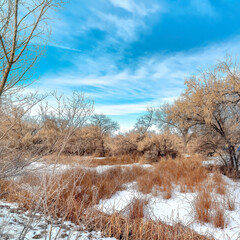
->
1, 156, 240, 240
1, 0, 240, 239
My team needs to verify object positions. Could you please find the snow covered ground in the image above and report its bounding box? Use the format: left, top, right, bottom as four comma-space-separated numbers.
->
3, 160, 240, 239
83, 163, 152, 174
202, 157, 225, 167
0, 201, 116, 240
97, 174, 240, 240
16, 160, 152, 176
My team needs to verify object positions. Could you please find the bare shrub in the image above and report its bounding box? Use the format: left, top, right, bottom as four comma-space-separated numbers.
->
0, 93, 48, 179
110, 132, 139, 156
137, 133, 179, 162
89, 114, 119, 157
0, 91, 93, 180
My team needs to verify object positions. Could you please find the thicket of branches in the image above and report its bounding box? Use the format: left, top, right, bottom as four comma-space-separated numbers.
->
155, 57, 240, 175
1, 57, 240, 178
0, 0, 239, 177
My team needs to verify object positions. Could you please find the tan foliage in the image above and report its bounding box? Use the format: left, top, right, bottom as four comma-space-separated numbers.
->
109, 132, 180, 162
109, 132, 139, 156
137, 133, 179, 162
156, 99, 195, 153
182, 57, 240, 171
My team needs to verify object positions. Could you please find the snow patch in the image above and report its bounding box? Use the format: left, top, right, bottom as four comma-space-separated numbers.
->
0, 201, 116, 240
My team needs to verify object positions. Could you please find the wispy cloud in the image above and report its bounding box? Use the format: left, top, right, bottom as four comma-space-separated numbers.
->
37, 35, 240, 118
95, 12, 143, 42
108, 0, 159, 16
47, 43, 83, 52
190, 0, 217, 17
47, 0, 162, 46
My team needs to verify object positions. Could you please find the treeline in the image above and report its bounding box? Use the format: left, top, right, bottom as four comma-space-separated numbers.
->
0, 92, 181, 166
0, 57, 240, 178
155, 57, 240, 175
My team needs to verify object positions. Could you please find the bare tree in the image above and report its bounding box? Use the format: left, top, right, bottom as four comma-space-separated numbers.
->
90, 113, 119, 156
0, 91, 48, 179
0, 0, 64, 96
155, 100, 194, 153
37, 91, 94, 157
182, 58, 240, 174
134, 107, 154, 135
217, 56, 240, 105
0, 91, 94, 179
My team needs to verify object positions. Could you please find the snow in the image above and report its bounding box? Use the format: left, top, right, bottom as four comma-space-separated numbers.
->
15, 161, 152, 178
4, 160, 240, 239
97, 187, 144, 214
147, 191, 196, 225
0, 201, 116, 240
202, 158, 224, 167
96, 175, 240, 240
11, 161, 72, 182
84, 163, 152, 174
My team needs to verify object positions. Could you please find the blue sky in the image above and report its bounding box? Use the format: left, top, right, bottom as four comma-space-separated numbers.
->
32, 0, 240, 131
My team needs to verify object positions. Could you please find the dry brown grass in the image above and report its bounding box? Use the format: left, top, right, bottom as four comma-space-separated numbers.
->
212, 170, 226, 195
85, 211, 212, 240
127, 198, 148, 220
0, 177, 213, 240
195, 187, 212, 223
0, 156, 229, 239
137, 157, 208, 197
137, 169, 162, 194
195, 183, 230, 228
42, 154, 138, 167
226, 196, 235, 211
0, 179, 34, 209
42, 155, 84, 165
212, 206, 227, 229
162, 182, 173, 199
40, 165, 149, 222
88, 155, 138, 166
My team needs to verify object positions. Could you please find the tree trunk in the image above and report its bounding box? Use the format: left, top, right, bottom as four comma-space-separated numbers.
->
182, 134, 188, 154
100, 138, 105, 157
227, 145, 239, 176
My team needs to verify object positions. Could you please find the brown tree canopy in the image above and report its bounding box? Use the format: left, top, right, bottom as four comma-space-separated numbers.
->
181, 57, 240, 172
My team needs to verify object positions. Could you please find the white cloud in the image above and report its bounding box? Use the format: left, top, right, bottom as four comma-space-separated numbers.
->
45, 0, 162, 48
109, 0, 133, 13
47, 43, 83, 52
190, 0, 217, 17
96, 12, 143, 41
108, 0, 159, 16
36, 35, 240, 117
95, 102, 150, 115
